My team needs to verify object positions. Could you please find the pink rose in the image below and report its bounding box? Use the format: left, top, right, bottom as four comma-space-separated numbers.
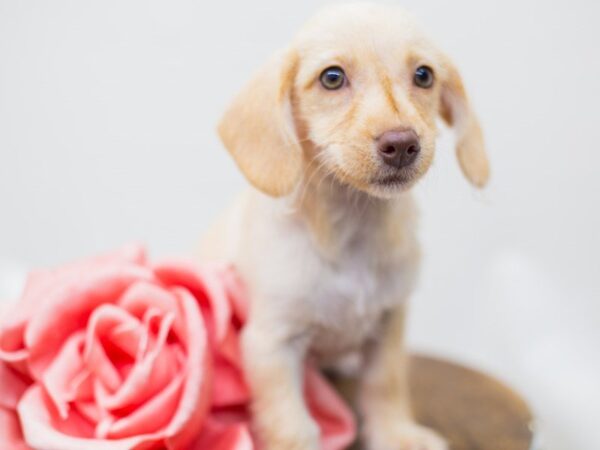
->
0, 246, 355, 449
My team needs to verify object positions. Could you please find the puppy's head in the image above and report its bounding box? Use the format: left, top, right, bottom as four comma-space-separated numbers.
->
219, 3, 489, 198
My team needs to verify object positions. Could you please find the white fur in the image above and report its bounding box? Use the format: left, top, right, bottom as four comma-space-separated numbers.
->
209, 181, 419, 372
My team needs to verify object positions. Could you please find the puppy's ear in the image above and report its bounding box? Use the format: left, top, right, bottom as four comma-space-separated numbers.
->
439, 60, 490, 188
218, 50, 302, 197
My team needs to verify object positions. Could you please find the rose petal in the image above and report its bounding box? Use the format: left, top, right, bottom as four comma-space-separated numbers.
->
305, 366, 356, 450
189, 419, 254, 450
217, 323, 244, 368
25, 265, 154, 379
195, 268, 233, 344
211, 355, 250, 408
220, 266, 249, 324
18, 386, 163, 450
83, 305, 143, 392
0, 245, 145, 358
102, 373, 184, 439
117, 281, 187, 344
41, 332, 86, 419
0, 360, 29, 410
0, 321, 28, 371
213, 424, 253, 450
0, 406, 30, 450
153, 262, 233, 343
84, 303, 142, 360
207, 406, 251, 427
95, 311, 179, 412
0, 306, 31, 376
163, 287, 212, 449
74, 400, 101, 424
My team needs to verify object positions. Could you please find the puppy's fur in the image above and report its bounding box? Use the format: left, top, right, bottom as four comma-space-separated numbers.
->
202, 4, 489, 449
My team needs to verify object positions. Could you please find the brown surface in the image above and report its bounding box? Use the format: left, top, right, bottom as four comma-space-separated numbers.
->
409, 355, 534, 450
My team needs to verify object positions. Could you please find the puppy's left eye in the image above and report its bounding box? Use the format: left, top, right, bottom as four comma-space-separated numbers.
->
414, 66, 434, 89
320, 66, 346, 90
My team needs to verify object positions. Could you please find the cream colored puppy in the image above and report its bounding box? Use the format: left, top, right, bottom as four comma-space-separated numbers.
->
203, 3, 489, 450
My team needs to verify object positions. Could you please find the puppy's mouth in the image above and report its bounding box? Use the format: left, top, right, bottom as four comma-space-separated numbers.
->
371, 173, 412, 187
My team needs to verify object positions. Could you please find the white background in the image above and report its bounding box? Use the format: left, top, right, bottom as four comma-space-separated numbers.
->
1, 1, 598, 448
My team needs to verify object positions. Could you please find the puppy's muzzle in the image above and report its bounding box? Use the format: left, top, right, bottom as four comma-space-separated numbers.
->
377, 129, 420, 169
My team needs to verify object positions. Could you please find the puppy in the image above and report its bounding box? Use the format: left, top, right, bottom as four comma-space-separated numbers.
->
202, 3, 489, 449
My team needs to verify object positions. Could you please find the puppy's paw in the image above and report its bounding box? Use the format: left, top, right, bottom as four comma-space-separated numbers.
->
259, 417, 320, 450
366, 421, 448, 450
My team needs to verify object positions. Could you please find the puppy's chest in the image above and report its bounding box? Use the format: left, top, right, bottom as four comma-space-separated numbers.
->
304, 240, 411, 359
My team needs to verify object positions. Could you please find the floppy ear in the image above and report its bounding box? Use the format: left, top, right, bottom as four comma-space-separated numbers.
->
439, 60, 490, 188
218, 50, 302, 197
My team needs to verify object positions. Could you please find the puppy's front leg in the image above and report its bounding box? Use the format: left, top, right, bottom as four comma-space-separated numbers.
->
361, 305, 447, 450
242, 323, 319, 450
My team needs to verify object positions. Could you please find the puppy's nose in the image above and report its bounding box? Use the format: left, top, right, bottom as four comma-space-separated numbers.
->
377, 129, 420, 169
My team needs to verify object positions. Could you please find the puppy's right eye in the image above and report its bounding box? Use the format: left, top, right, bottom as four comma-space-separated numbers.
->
319, 66, 346, 90
414, 65, 434, 89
